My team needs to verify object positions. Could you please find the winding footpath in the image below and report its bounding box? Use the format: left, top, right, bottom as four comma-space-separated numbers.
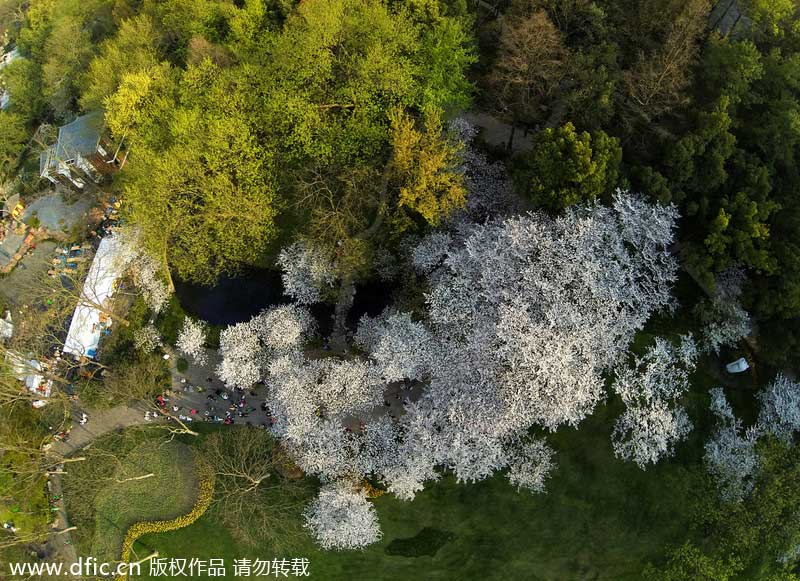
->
42, 348, 229, 578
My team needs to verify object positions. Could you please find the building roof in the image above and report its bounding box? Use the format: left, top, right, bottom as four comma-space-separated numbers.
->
55, 111, 104, 162
39, 145, 56, 177
40, 112, 105, 178
63, 235, 130, 359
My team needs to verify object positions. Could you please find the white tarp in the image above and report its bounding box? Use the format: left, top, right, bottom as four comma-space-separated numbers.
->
726, 357, 750, 374
5, 351, 51, 406
63, 235, 129, 359
0, 311, 12, 340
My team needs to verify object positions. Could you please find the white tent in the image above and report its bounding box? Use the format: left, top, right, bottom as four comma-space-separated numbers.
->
63, 235, 130, 359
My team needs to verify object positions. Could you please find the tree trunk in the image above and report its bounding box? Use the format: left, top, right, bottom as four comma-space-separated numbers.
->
162, 244, 175, 294
330, 274, 356, 353
507, 122, 516, 152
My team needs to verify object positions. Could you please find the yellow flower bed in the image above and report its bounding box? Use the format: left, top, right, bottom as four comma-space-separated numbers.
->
115, 458, 215, 580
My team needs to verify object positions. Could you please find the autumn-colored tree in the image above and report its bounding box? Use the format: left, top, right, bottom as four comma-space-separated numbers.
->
621, 0, 711, 129
389, 107, 466, 230
488, 7, 565, 129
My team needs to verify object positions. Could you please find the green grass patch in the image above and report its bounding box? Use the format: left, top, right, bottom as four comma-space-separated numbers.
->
62, 428, 200, 563
0, 470, 49, 536
385, 527, 455, 557
129, 402, 703, 581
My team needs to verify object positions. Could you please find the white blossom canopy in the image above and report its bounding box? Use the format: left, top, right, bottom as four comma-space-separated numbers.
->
217, 192, 681, 519
303, 482, 382, 550
758, 374, 800, 442
176, 317, 208, 365
611, 336, 697, 469
278, 241, 336, 305
705, 387, 760, 502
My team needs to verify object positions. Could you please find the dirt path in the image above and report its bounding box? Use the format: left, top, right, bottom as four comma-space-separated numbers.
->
41, 474, 80, 580
463, 112, 534, 153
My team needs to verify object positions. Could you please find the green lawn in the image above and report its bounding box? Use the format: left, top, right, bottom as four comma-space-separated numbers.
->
62, 430, 200, 563
131, 402, 705, 580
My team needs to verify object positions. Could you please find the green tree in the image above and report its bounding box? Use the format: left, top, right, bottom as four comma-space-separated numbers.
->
652, 439, 800, 579
106, 60, 281, 285
0, 57, 46, 124
516, 122, 621, 211
739, 0, 796, 38
0, 111, 27, 177
80, 14, 163, 110
41, 15, 94, 119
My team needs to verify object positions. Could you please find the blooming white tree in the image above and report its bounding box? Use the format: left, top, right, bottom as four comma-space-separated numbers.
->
758, 374, 800, 442
704, 387, 760, 502
216, 319, 268, 388
505, 437, 556, 493
176, 317, 208, 365
215, 191, 681, 523
611, 336, 697, 469
114, 228, 171, 314
134, 256, 170, 315
216, 305, 316, 388
355, 311, 435, 383
696, 267, 751, 354
261, 305, 317, 351
278, 241, 336, 305
612, 401, 692, 469
410, 232, 453, 275
410, 192, 680, 480
133, 324, 162, 353
303, 482, 383, 550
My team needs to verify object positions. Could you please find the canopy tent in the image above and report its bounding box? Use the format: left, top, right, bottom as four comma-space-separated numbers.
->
63, 235, 130, 359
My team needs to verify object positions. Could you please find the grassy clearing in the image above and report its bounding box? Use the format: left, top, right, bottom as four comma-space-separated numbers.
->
131, 402, 706, 580
62, 429, 199, 563
0, 469, 49, 535
91, 440, 198, 562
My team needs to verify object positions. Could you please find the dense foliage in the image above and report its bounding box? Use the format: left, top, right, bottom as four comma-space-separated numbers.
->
3, 0, 800, 576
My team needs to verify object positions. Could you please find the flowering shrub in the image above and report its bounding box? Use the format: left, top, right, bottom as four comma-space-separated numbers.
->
116, 458, 215, 580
